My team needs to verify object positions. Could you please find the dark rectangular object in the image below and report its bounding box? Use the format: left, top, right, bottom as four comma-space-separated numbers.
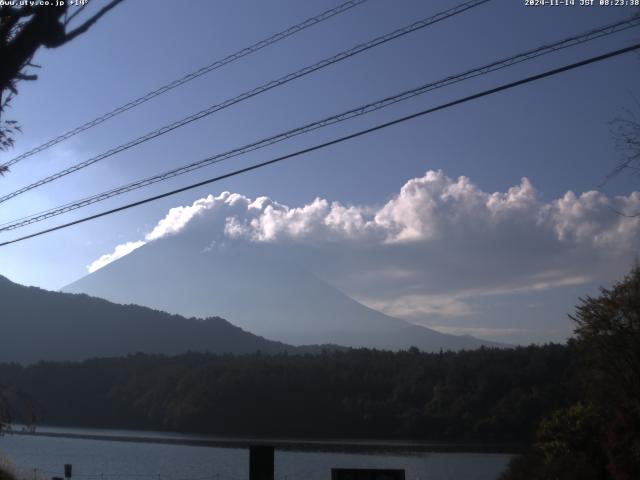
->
331, 469, 405, 480
64, 465, 72, 479
249, 446, 274, 480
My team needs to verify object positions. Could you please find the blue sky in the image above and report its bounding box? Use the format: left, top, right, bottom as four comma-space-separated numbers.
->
1, 0, 639, 343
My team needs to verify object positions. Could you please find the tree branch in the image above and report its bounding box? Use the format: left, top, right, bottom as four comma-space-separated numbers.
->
64, 3, 88, 27
60, 0, 124, 45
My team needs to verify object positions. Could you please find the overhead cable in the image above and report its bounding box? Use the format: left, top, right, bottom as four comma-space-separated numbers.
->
1, 15, 637, 232
1, 41, 638, 247
0, 0, 371, 169
0, 0, 492, 204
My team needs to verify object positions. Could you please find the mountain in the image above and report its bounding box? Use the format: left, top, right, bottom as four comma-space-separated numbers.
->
0, 275, 297, 364
63, 236, 503, 351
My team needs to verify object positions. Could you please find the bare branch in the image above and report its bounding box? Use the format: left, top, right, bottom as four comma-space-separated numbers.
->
15, 73, 37, 81
601, 100, 640, 187
64, 3, 88, 27
0, 1, 124, 157
61, 0, 124, 45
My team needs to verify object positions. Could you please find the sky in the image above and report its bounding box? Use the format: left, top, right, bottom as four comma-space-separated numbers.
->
0, 0, 639, 344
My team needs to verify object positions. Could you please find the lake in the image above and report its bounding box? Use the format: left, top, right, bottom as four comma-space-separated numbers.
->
0, 426, 512, 480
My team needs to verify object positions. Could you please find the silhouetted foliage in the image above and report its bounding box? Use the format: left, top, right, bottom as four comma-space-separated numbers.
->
572, 265, 640, 405
0, 464, 14, 480
0, 385, 10, 433
0, 1, 124, 157
0, 390, 14, 480
0, 344, 579, 443
535, 403, 609, 479
605, 405, 640, 480
501, 267, 640, 479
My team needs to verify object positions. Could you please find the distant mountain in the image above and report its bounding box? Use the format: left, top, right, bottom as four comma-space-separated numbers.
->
64, 236, 504, 352
0, 275, 298, 364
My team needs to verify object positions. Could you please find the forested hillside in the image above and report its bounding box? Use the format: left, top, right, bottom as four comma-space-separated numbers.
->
0, 344, 578, 443
0, 275, 297, 363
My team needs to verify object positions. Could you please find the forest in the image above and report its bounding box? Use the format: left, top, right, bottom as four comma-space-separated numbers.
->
0, 344, 577, 444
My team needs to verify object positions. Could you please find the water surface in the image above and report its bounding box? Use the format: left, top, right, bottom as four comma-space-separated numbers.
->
0, 427, 511, 480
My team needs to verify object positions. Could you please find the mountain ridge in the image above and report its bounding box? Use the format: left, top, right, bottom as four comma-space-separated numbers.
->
63, 237, 505, 352
0, 274, 317, 364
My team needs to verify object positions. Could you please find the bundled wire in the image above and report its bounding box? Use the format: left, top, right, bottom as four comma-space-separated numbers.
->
1, 14, 637, 234
1, 40, 638, 247
0, 0, 371, 170
0, 0, 492, 204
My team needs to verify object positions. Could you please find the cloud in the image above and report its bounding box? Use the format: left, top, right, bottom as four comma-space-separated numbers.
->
87, 170, 640, 328
146, 203, 209, 241
363, 294, 474, 319
428, 325, 534, 338
87, 241, 146, 273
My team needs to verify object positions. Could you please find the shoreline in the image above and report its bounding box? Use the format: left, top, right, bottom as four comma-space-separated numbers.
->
5, 429, 523, 454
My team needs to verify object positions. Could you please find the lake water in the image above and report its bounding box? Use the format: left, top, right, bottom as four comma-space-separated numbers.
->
0, 426, 512, 480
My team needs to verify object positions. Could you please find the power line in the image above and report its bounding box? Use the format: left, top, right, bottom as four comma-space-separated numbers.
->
0, 0, 371, 170
1, 15, 637, 232
0, 0, 492, 204
1, 41, 638, 248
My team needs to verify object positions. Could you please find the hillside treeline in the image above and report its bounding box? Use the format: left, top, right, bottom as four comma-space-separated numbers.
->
0, 344, 578, 443
500, 267, 640, 480
0, 275, 295, 364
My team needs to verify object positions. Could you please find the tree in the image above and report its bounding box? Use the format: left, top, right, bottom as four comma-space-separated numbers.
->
0, 0, 124, 166
501, 267, 640, 480
571, 265, 640, 404
0, 462, 15, 480
535, 403, 609, 479
499, 403, 609, 480
571, 266, 640, 479
0, 385, 10, 433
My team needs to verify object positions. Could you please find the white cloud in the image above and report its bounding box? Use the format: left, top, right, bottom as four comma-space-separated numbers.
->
146, 194, 217, 241
87, 241, 146, 273
546, 190, 640, 250
86, 170, 640, 327
89, 192, 245, 271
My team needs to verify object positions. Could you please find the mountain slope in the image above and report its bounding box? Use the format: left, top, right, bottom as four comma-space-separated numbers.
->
64, 237, 503, 351
0, 275, 294, 364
